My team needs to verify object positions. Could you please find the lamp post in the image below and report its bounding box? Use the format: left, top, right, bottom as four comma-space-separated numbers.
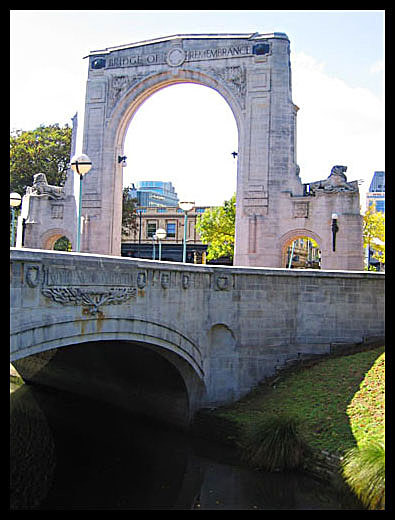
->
155, 228, 167, 261
152, 234, 156, 260
331, 213, 339, 252
10, 192, 21, 247
70, 154, 92, 252
179, 201, 194, 263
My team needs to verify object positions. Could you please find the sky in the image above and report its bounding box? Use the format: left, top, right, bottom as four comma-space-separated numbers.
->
10, 10, 385, 208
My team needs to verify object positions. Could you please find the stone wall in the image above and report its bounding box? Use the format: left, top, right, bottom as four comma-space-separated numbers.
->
10, 249, 384, 418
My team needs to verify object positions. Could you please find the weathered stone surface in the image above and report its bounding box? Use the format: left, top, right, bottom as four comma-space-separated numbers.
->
10, 249, 384, 422
20, 33, 364, 270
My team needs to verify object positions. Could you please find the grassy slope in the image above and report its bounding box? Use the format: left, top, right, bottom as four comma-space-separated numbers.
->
216, 346, 385, 456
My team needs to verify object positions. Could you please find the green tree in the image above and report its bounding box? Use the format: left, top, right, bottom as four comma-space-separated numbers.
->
10, 124, 72, 196
53, 236, 72, 251
363, 203, 385, 266
196, 194, 236, 261
122, 187, 138, 237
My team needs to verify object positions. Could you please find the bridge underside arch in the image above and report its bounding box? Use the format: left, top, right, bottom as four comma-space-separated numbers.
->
11, 318, 206, 428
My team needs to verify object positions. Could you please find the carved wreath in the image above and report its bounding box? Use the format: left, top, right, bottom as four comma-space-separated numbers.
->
42, 286, 137, 315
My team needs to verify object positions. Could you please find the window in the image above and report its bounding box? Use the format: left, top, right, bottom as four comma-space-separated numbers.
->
376, 200, 385, 213
166, 222, 176, 238
147, 222, 157, 237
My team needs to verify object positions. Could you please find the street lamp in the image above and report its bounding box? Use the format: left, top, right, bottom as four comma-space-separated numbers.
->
152, 234, 156, 260
70, 154, 92, 252
331, 213, 339, 252
179, 201, 194, 263
155, 228, 167, 261
10, 192, 21, 247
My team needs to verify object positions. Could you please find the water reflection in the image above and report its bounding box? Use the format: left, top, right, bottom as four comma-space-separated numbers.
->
10, 383, 362, 510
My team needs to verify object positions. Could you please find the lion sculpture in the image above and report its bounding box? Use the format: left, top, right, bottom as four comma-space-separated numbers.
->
306, 165, 358, 194
26, 173, 65, 200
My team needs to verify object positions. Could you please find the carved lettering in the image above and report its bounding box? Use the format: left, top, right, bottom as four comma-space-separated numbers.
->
105, 44, 253, 70
44, 267, 133, 287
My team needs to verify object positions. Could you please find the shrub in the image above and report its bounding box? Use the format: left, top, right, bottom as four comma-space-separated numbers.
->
242, 415, 308, 472
342, 439, 385, 510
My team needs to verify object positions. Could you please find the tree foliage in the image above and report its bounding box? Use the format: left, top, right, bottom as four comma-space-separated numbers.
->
196, 194, 236, 261
122, 187, 138, 237
10, 124, 72, 196
363, 203, 385, 265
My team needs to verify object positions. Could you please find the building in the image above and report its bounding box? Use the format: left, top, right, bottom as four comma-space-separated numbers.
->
285, 237, 321, 269
128, 181, 179, 207
366, 171, 385, 213
365, 171, 385, 271
121, 205, 231, 264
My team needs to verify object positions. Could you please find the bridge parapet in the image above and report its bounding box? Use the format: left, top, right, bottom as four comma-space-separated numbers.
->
10, 248, 385, 412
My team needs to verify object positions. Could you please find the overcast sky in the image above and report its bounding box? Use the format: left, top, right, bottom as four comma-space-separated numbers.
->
10, 10, 385, 207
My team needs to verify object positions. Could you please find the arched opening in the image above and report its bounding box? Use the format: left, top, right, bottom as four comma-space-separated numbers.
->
280, 231, 322, 269
41, 229, 73, 251
12, 339, 199, 429
53, 235, 72, 251
119, 81, 239, 261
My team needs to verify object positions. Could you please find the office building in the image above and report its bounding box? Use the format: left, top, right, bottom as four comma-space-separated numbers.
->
128, 181, 179, 207
366, 171, 385, 213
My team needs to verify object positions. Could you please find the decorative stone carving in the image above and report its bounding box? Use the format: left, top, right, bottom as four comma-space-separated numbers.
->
182, 274, 190, 289
215, 275, 231, 291
307, 165, 358, 194
202, 65, 247, 109
26, 173, 65, 200
51, 205, 64, 219
26, 265, 40, 287
137, 272, 146, 289
293, 201, 309, 218
161, 273, 170, 289
108, 73, 150, 113
166, 47, 186, 67
243, 205, 268, 217
41, 286, 137, 315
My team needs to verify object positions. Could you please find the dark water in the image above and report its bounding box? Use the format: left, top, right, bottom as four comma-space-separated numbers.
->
10, 383, 363, 510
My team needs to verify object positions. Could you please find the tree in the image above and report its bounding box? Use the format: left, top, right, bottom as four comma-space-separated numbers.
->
363, 203, 385, 267
122, 187, 138, 237
10, 124, 72, 196
196, 194, 236, 261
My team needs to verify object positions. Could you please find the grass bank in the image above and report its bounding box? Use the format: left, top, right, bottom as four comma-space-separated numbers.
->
204, 345, 385, 508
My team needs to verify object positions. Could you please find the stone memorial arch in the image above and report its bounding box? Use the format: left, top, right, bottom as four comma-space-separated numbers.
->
21, 33, 364, 270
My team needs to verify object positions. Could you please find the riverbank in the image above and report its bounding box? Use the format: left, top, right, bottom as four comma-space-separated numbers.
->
193, 344, 385, 501
10, 344, 384, 508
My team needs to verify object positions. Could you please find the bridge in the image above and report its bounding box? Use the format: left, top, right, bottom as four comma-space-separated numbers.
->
10, 248, 384, 427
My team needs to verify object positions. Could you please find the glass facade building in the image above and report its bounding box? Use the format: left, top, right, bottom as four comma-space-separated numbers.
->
128, 181, 179, 207
366, 171, 385, 213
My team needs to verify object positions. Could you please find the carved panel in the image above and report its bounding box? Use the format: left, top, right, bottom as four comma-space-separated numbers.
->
51, 205, 64, 219
107, 72, 151, 115
215, 274, 233, 291
161, 272, 170, 289
42, 286, 136, 315
25, 265, 41, 288
293, 201, 309, 218
200, 64, 247, 109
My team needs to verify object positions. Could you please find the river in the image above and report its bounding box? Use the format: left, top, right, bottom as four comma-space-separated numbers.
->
10, 381, 363, 510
